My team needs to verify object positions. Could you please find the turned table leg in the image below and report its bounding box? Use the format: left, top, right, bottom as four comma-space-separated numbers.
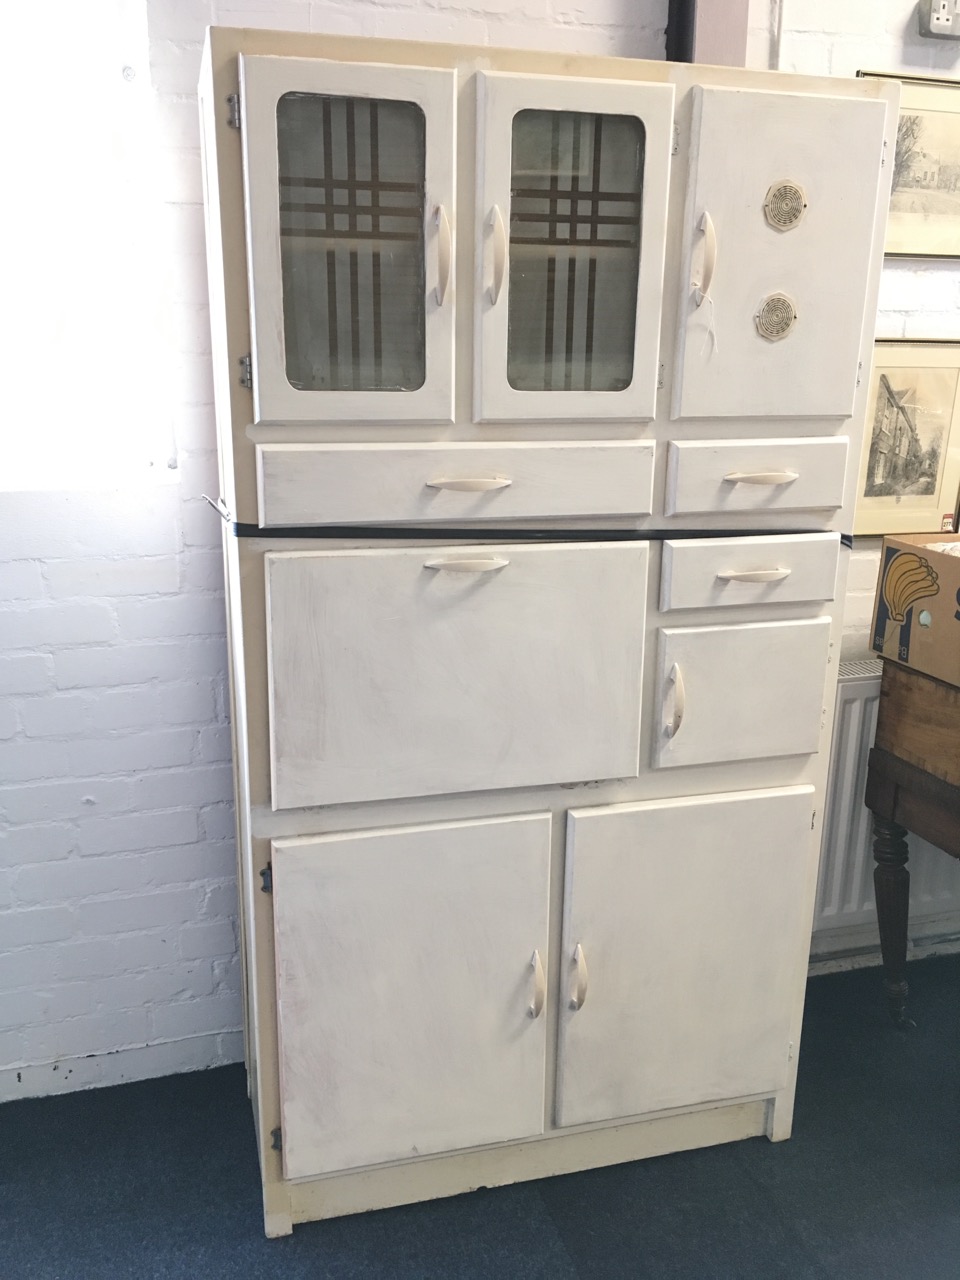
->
872, 814, 911, 1025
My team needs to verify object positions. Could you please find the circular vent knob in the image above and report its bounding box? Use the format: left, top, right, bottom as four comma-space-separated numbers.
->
755, 294, 797, 342
763, 181, 807, 231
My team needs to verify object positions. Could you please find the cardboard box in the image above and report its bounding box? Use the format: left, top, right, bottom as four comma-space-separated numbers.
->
871, 533, 960, 689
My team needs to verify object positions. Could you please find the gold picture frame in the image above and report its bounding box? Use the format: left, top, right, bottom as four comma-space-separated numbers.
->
855, 340, 960, 536
860, 70, 960, 258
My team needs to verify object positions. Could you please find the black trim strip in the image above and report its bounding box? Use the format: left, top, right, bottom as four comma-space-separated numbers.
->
232, 522, 854, 548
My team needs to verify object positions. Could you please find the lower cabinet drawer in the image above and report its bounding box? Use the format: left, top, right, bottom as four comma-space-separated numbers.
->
266, 541, 648, 808
665, 437, 848, 515
257, 440, 656, 526
660, 533, 840, 610
272, 814, 551, 1179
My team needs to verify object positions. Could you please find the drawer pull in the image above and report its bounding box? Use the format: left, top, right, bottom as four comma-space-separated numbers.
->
425, 476, 513, 492
489, 204, 507, 305
424, 556, 509, 574
434, 204, 452, 306
723, 470, 799, 486
664, 662, 685, 740
569, 943, 589, 1011
716, 568, 792, 584
693, 210, 717, 307
529, 950, 546, 1019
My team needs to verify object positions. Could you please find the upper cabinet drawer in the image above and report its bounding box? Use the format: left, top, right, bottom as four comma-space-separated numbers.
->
660, 533, 840, 611
672, 86, 888, 421
238, 55, 456, 424
665, 437, 848, 515
474, 71, 674, 422
256, 441, 655, 526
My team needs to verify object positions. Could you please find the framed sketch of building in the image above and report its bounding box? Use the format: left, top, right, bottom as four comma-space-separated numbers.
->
859, 71, 960, 257
855, 342, 960, 535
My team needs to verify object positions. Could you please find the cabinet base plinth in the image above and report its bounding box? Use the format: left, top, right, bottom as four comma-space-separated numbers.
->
268, 1100, 769, 1234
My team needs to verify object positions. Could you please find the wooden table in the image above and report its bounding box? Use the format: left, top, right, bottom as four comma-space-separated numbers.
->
864, 662, 960, 1024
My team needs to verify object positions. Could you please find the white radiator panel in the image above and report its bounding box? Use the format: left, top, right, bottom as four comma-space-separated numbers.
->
812, 659, 960, 956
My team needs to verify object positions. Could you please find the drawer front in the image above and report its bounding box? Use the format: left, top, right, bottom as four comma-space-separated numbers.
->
266, 542, 647, 808
660, 533, 840, 611
665, 437, 848, 515
257, 441, 656, 526
654, 616, 831, 769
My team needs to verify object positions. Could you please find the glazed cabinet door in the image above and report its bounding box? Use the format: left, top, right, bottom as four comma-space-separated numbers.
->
556, 787, 813, 1127
475, 71, 673, 421
238, 55, 456, 423
272, 813, 551, 1178
673, 86, 888, 420
654, 616, 832, 769
265, 542, 647, 808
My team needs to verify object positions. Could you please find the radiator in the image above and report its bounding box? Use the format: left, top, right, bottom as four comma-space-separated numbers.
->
811, 657, 960, 962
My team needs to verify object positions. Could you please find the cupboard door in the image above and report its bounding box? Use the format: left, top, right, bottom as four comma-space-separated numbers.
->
266, 542, 647, 808
238, 55, 455, 424
654, 616, 831, 769
673, 86, 887, 420
273, 813, 551, 1178
556, 787, 813, 1127
475, 71, 673, 422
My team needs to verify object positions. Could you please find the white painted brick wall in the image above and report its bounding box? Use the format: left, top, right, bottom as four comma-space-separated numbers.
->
0, 0, 667, 1103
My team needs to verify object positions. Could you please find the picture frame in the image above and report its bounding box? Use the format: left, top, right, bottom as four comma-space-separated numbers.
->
855, 341, 960, 536
859, 70, 960, 258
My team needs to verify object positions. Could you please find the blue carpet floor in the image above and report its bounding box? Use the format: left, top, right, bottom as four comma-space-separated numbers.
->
2, 953, 958, 1279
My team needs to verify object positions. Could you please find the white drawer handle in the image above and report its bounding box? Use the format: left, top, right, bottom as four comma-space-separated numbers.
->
569, 943, 589, 1011
723, 470, 799, 486
664, 661, 685, 740
434, 204, 452, 306
425, 476, 513, 492
716, 568, 792, 584
489, 204, 507, 305
424, 556, 509, 574
693, 210, 717, 307
529, 950, 546, 1019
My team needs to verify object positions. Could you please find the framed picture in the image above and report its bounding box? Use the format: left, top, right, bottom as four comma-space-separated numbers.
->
859, 71, 960, 257
855, 341, 960, 535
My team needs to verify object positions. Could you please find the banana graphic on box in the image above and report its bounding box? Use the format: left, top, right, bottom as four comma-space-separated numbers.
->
881, 551, 940, 658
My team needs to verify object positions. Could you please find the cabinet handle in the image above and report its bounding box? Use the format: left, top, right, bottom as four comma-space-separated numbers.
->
434, 204, 452, 306
489, 204, 507, 305
693, 210, 717, 307
723, 470, 799, 486
716, 568, 792, 583
569, 943, 589, 1011
425, 476, 513, 492
423, 556, 509, 573
529, 950, 546, 1019
663, 662, 685, 740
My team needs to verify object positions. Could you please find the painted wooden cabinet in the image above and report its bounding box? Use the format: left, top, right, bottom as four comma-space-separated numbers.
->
199, 26, 896, 1236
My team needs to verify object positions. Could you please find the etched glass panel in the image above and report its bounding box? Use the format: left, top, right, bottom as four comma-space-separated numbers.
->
507, 110, 644, 393
277, 93, 426, 392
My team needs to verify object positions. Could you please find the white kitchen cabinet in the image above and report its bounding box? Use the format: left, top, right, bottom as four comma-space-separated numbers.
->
265, 541, 648, 808
271, 814, 551, 1178
474, 71, 674, 422
199, 26, 896, 1236
556, 787, 814, 1127
653, 617, 832, 769
673, 86, 887, 421
238, 55, 456, 424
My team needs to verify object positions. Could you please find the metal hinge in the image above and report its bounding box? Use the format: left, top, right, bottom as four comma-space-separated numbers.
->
271, 1127, 282, 1152
856, 361, 863, 387
239, 354, 253, 389
811, 810, 817, 831
788, 1041, 795, 1061
672, 123, 679, 156
881, 138, 887, 167
227, 93, 241, 130
657, 362, 665, 390
260, 864, 273, 894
